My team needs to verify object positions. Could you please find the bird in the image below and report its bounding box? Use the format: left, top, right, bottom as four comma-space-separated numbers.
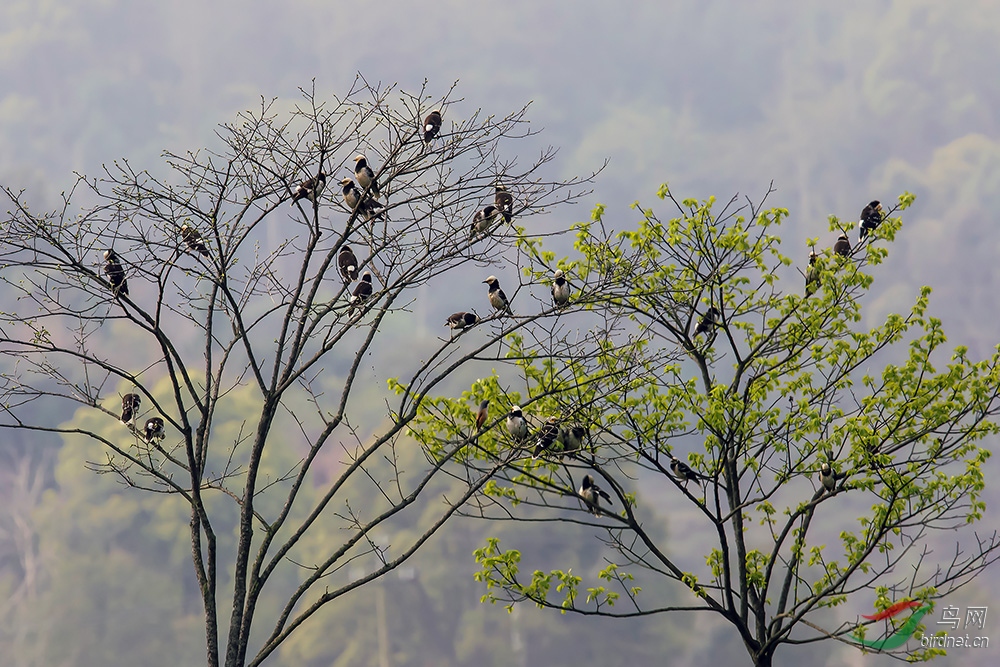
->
506, 406, 529, 444
859, 200, 883, 242
470, 204, 499, 239
819, 462, 836, 493
694, 307, 720, 336
551, 269, 571, 308
353, 155, 380, 199
670, 455, 703, 486
579, 474, 612, 516
423, 109, 442, 145
474, 399, 490, 432
495, 184, 514, 223
484, 276, 513, 315
833, 233, 851, 258
144, 416, 165, 443
532, 417, 561, 458
338, 245, 359, 282
561, 424, 588, 455
290, 171, 326, 206
120, 393, 141, 423
805, 250, 820, 295
349, 272, 374, 313
103, 249, 128, 297
180, 224, 210, 257
445, 311, 479, 332
340, 178, 386, 221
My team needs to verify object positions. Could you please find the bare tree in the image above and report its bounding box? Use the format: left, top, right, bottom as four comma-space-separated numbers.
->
0, 77, 601, 667
412, 186, 1000, 666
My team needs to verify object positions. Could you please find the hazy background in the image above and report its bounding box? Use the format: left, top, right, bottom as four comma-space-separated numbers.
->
2, 1, 999, 665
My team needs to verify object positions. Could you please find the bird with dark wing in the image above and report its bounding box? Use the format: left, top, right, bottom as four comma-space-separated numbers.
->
551, 269, 571, 308
469, 205, 499, 239
532, 417, 560, 459
561, 424, 588, 455
833, 233, 851, 258
144, 416, 165, 443
473, 399, 490, 439
103, 249, 129, 297
423, 109, 442, 145
805, 250, 820, 296
445, 311, 479, 333
494, 183, 514, 224
120, 393, 141, 423
579, 474, 612, 516
694, 307, 720, 336
859, 200, 883, 242
290, 171, 327, 206
670, 455, 704, 486
349, 272, 374, 314
340, 178, 386, 221
338, 245, 360, 282
484, 275, 513, 315
353, 155, 380, 199
819, 461, 847, 493
506, 405, 529, 444
180, 224, 210, 257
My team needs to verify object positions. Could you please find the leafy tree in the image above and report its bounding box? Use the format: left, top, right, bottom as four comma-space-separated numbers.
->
411, 185, 1000, 666
0, 79, 598, 667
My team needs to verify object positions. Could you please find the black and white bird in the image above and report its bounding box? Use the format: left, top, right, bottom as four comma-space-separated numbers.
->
484, 275, 513, 315
290, 171, 327, 206
694, 307, 720, 336
579, 474, 612, 516
349, 272, 374, 313
495, 184, 514, 224
353, 155, 380, 199
103, 249, 128, 297
532, 417, 561, 459
144, 416, 165, 443
819, 461, 847, 493
423, 109, 442, 145
670, 455, 703, 486
470, 204, 499, 239
561, 424, 587, 455
551, 270, 571, 308
445, 311, 479, 332
120, 393, 141, 423
180, 224, 210, 257
506, 405, 529, 444
833, 233, 851, 258
338, 245, 359, 282
340, 178, 385, 221
859, 200, 883, 242
805, 250, 820, 295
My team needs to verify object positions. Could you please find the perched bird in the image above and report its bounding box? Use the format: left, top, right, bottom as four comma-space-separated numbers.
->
561, 424, 587, 455
694, 307, 720, 336
340, 178, 386, 221
670, 455, 703, 486
338, 245, 360, 282
445, 311, 479, 332
859, 200, 883, 242
120, 393, 141, 423
484, 275, 513, 315
349, 272, 374, 313
290, 171, 327, 206
144, 416, 165, 443
833, 233, 851, 258
353, 155, 380, 199
805, 250, 820, 295
495, 184, 514, 224
423, 109, 442, 145
551, 269, 571, 308
506, 405, 529, 444
474, 399, 490, 431
579, 474, 612, 516
532, 417, 561, 459
180, 224, 210, 257
470, 204, 499, 239
819, 461, 847, 493
103, 249, 128, 297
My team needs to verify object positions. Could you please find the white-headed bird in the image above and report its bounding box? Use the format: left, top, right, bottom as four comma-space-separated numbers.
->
833, 233, 851, 258
551, 269, 571, 308
484, 275, 513, 315
180, 224, 210, 257
506, 405, 529, 444
353, 155, 380, 199
144, 416, 165, 443
291, 171, 326, 206
470, 205, 499, 239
